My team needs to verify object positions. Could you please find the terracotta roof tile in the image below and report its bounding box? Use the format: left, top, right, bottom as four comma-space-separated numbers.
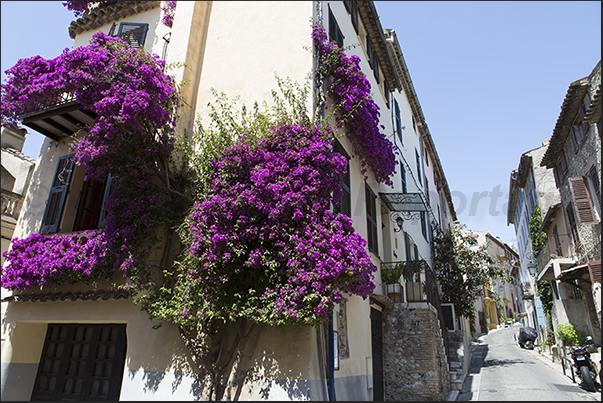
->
2, 289, 130, 303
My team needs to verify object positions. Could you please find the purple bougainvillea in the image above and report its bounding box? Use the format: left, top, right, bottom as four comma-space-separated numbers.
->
161, 1, 176, 28
2, 20, 380, 329
1, 32, 182, 291
312, 20, 397, 186
164, 121, 377, 327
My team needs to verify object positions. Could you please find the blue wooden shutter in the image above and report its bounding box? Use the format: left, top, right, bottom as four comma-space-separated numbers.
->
40, 155, 75, 234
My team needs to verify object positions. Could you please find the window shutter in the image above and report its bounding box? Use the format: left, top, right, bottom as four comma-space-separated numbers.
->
416, 150, 422, 185
117, 23, 149, 48
588, 260, 601, 284
420, 211, 427, 240
559, 149, 568, 175
333, 141, 351, 217
40, 155, 75, 234
401, 164, 407, 193
394, 100, 402, 145
569, 176, 597, 224
98, 174, 116, 228
565, 203, 579, 244
570, 127, 578, 152
365, 183, 377, 253
552, 166, 560, 188
579, 104, 589, 135
404, 231, 411, 261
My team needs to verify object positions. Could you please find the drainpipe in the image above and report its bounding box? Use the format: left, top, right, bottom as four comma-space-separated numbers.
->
328, 314, 335, 401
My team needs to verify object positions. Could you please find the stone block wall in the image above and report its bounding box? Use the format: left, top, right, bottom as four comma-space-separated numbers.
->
382, 302, 450, 401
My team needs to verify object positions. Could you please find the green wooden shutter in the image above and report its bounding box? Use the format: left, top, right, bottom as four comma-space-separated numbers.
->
40, 155, 75, 234
365, 183, 377, 254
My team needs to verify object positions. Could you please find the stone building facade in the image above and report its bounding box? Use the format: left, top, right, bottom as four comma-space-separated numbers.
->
382, 303, 450, 401
540, 60, 601, 346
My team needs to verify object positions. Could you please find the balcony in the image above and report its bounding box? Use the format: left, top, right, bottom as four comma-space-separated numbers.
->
1, 189, 24, 221
19, 93, 98, 141
381, 260, 429, 303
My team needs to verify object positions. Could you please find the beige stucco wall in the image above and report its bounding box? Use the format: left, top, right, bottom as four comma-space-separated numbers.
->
192, 1, 314, 130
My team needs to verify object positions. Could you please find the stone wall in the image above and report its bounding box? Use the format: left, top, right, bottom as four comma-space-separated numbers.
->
382, 302, 450, 401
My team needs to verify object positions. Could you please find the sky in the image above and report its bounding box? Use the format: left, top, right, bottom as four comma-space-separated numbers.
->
1, 1, 601, 248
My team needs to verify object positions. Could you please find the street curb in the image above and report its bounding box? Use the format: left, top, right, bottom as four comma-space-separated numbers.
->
449, 333, 487, 400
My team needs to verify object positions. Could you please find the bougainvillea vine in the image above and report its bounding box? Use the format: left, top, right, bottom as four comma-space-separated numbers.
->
1, 32, 184, 291
312, 20, 397, 186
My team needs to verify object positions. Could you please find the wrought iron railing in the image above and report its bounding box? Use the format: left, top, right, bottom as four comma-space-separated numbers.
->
21, 92, 77, 117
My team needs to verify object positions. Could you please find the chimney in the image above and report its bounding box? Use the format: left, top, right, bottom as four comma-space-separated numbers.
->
1, 126, 27, 152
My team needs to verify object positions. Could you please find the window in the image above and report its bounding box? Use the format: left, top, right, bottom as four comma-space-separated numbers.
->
569, 176, 598, 224
420, 211, 427, 240
30, 324, 127, 401
565, 202, 579, 245
109, 22, 149, 48
587, 165, 600, 213
415, 149, 422, 185
328, 7, 344, 48
550, 281, 560, 299
425, 178, 430, 206
366, 36, 379, 83
413, 244, 419, 261
401, 164, 407, 193
578, 103, 590, 136
383, 80, 389, 108
333, 140, 351, 217
365, 183, 378, 254
559, 149, 568, 176
40, 155, 75, 234
552, 225, 562, 256
344, 1, 359, 34
570, 125, 585, 152
40, 155, 113, 234
394, 99, 402, 145
404, 231, 412, 261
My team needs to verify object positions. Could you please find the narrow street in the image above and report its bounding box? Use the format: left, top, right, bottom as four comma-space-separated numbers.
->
458, 323, 601, 401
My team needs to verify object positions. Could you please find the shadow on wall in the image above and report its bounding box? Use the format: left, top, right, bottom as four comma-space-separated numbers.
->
126, 321, 315, 400
227, 324, 313, 401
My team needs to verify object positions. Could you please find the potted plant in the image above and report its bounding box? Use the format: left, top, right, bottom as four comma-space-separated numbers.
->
381, 263, 404, 302
403, 260, 424, 302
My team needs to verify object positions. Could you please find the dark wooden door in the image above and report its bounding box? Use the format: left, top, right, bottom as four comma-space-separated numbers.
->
370, 308, 384, 401
31, 324, 127, 401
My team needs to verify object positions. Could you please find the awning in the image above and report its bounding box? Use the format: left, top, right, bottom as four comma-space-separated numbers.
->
379, 192, 426, 212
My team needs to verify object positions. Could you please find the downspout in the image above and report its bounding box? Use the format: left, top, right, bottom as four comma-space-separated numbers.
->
328, 314, 335, 401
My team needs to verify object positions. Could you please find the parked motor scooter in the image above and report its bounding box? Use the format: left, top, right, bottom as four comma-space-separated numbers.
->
568, 336, 599, 392
517, 326, 537, 350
